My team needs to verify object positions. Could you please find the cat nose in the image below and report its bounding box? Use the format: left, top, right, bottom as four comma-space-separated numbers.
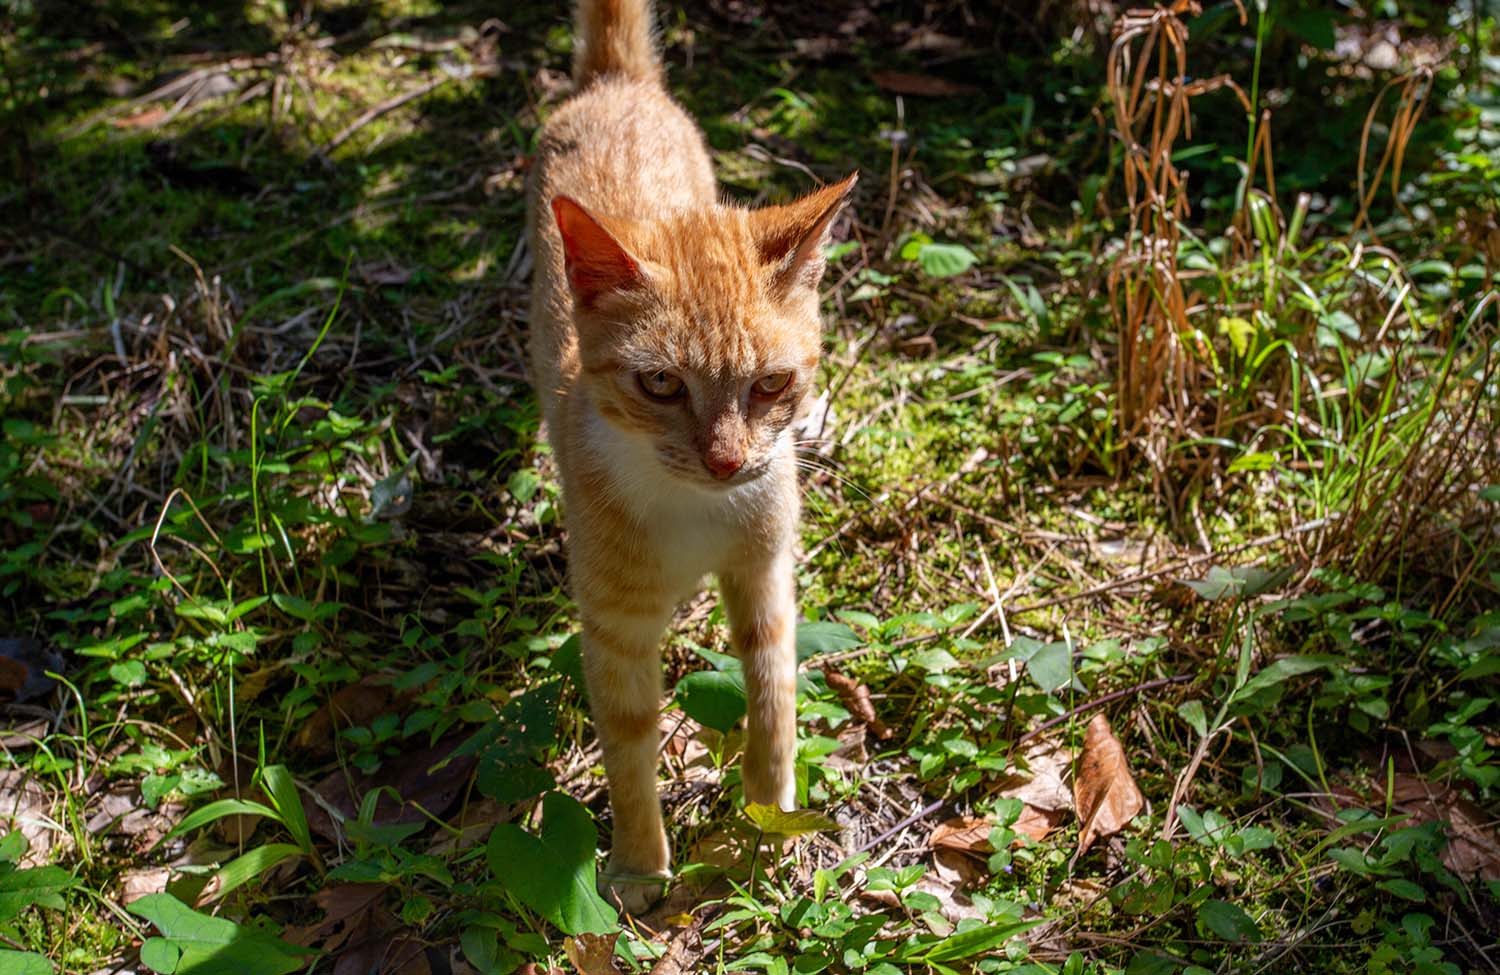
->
703, 449, 744, 479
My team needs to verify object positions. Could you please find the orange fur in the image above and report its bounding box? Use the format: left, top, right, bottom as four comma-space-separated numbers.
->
526, 0, 855, 912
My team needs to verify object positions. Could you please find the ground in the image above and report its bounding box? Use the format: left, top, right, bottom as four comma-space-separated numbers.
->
2, 1, 1499, 974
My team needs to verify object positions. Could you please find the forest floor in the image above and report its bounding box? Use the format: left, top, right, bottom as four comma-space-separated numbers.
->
2, 2, 1499, 974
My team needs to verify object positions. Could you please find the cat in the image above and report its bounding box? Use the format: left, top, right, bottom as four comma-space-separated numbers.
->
525, 0, 856, 912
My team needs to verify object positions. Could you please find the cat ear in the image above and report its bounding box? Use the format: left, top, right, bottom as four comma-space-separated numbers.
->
551, 196, 647, 308
751, 172, 858, 296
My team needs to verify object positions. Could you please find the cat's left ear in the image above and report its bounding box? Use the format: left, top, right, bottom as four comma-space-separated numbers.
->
751, 172, 858, 296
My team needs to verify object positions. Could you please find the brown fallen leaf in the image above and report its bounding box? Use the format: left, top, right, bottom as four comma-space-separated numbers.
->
293, 677, 400, 758
564, 933, 624, 975
1074, 713, 1144, 855
284, 884, 389, 952
647, 921, 703, 975
996, 741, 1073, 813
871, 71, 979, 97
930, 816, 993, 856
117, 867, 171, 904
1386, 774, 1500, 882
0, 769, 63, 864
1013, 803, 1066, 844
822, 667, 893, 739
305, 735, 476, 842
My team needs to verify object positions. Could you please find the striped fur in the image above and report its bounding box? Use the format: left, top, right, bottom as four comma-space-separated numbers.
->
526, 0, 855, 913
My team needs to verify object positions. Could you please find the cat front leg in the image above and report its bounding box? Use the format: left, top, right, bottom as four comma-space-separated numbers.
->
579, 602, 673, 913
721, 551, 799, 810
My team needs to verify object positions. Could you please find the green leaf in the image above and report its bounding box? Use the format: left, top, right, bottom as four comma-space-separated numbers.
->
201, 844, 304, 903
1025, 640, 1072, 692
159, 799, 280, 848
1217, 316, 1255, 357
0, 863, 78, 920
128, 893, 312, 975
915, 243, 978, 278
259, 766, 313, 855
1480, 485, 1500, 502
795, 621, 861, 661
919, 920, 1041, 962
1231, 655, 1345, 706
1377, 878, 1426, 902
674, 670, 746, 733
0, 950, 54, 975
745, 804, 837, 837
1198, 900, 1261, 943
485, 792, 616, 935
1177, 700, 1207, 737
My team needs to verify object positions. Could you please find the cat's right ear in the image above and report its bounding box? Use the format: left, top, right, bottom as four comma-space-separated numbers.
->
551, 196, 647, 308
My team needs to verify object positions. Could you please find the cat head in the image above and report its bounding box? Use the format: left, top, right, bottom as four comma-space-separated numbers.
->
552, 174, 856, 490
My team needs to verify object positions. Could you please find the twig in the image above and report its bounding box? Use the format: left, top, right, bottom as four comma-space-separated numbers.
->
319, 66, 497, 157
1017, 674, 1192, 745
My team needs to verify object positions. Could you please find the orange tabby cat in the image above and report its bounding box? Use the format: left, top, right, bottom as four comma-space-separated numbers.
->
526, 0, 856, 911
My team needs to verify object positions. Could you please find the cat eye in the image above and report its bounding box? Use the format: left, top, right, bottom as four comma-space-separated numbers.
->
752, 372, 793, 397
639, 370, 685, 400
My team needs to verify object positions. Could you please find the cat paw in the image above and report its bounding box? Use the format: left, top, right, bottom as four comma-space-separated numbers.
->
599, 867, 672, 915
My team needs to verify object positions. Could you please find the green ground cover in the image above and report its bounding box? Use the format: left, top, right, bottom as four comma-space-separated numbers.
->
2, 1, 1498, 973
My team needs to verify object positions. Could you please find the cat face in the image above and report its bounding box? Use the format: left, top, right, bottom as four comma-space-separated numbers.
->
554, 178, 854, 490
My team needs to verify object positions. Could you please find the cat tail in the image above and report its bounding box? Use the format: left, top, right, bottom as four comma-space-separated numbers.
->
573, 0, 663, 88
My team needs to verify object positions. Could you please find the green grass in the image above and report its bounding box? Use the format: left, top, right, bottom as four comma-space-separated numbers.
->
2, 2, 1499, 974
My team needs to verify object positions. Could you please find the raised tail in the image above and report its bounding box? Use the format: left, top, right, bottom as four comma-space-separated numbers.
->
573, 0, 663, 87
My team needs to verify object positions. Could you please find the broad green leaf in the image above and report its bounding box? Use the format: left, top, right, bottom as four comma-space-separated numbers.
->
128, 893, 311, 975
1025, 640, 1072, 692
485, 792, 616, 935
160, 799, 279, 847
200, 843, 304, 903
795, 621, 861, 660
0, 950, 54, 975
1198, 900, 1261, 942
0, 863, 78, 920
745, 804, 837, 837
915, 242, 978, 278
674, 670, 746, 733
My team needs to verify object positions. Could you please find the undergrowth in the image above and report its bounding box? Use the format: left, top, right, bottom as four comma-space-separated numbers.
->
1, 2, 1498, 974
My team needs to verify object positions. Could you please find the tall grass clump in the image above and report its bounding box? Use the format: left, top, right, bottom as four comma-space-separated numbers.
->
1102, 1, 1500, 606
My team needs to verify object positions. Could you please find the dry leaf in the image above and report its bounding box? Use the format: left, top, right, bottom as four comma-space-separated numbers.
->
1386, 774, 1500, 882
284, 884, 388, 952
929, 816, 993, 856
117, 867, 171, 904
305, 736, 475, 842
293, 677, 400, 758
996, 741, 1073, 813
0, 769, 62, 863
822, 667, 893, 739
647, 921, 703, 975
357, 260, 414, 286
871, 71, 979, 97
1013, 804, 1066, 844
1074, 713, 1144, 855
564, 933, 624, 975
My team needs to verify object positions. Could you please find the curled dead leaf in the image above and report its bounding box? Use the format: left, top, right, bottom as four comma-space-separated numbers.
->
1074, 713, 1144, 855
822, 667, 893, 739
564, 932, 624, 975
